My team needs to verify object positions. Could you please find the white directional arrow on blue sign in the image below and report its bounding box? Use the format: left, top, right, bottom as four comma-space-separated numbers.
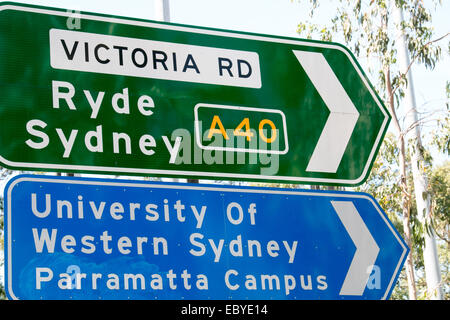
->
332, 201, 380, 296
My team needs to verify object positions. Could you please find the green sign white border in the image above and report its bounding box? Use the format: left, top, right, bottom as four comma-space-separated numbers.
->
0, 3, 390, 185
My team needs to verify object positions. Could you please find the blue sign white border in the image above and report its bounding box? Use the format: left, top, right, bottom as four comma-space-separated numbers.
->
4, 174, 408, 300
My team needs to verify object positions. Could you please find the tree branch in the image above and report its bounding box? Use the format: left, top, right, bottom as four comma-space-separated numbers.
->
390, 32, 450, 100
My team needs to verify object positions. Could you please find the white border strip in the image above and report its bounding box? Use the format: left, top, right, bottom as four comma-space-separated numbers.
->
6, 175, 408, 300
0, 4, 390, 185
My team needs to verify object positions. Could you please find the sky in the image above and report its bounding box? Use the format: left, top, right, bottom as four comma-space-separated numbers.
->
0, 0, 449, 285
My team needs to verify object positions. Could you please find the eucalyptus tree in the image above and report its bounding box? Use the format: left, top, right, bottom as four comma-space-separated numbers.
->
295, 0, 449, 299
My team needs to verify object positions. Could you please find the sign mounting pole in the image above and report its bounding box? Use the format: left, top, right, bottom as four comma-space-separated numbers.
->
154, 0, 182, 184
154, 0, 170, 22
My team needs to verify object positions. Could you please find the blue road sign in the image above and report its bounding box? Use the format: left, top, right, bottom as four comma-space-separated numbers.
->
4, 175, 408, 300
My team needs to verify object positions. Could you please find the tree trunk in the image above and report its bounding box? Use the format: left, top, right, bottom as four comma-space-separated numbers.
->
385, 68, 417, 299
394, 5, 443, 299
398, 135, 417, 300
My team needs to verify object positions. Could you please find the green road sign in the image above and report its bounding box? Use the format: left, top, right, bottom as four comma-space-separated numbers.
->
0, 3, 390, 186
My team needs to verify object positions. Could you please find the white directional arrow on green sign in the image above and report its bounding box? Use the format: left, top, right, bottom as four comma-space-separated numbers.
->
294, 50, 361, 174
